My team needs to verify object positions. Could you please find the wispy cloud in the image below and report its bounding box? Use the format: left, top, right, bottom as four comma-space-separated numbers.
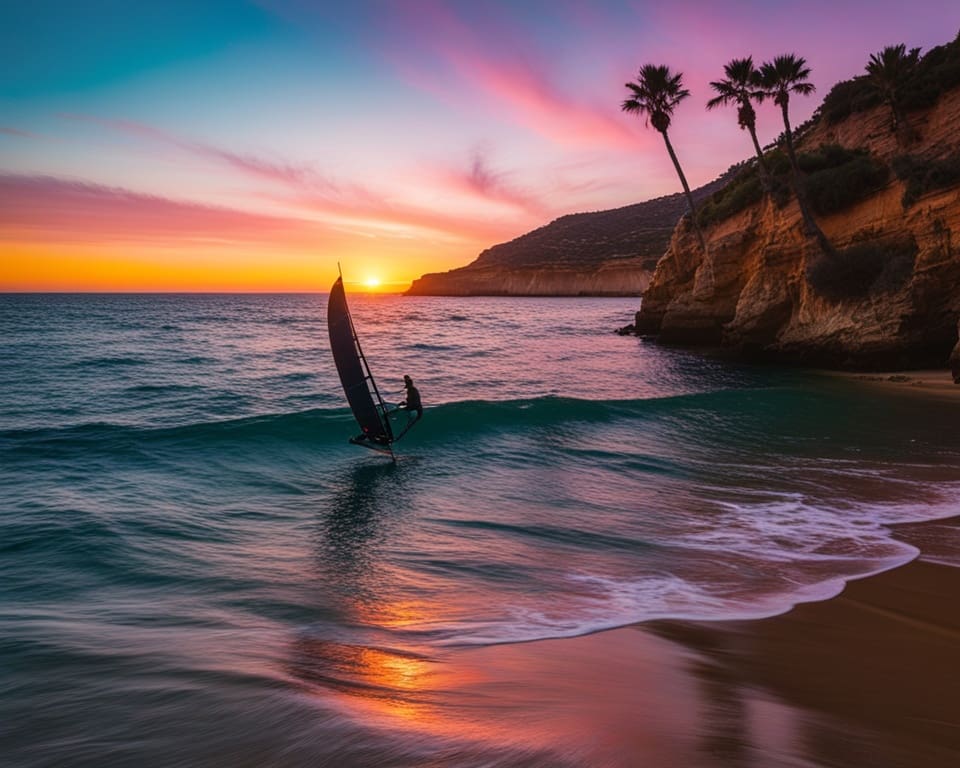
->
60, 113, 336, 190
1, 126, 36, 138
58, 112, 541, 241
425, 147, 546, 215
0, 173, 331, 246
448, 55, 638, 150
374, 2, 641, 151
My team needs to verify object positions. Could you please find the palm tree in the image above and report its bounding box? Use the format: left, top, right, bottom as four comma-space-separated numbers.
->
707, 57, 770, 184
759, 54, 833, 254
622, 64, 707, 256
866, 44, 921, 142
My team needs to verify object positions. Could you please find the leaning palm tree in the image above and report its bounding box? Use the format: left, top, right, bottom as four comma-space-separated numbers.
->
759, 54, 833, 254
707, 56, 770, 184
622, 64, 707, 256
866, 44, 921, 142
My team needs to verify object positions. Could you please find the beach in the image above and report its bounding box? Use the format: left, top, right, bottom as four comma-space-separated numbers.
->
829, 369, 960, 399
301, 518, 958, 768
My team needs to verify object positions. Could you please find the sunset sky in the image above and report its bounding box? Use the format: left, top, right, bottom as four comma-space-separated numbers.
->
2, 0, 958, 291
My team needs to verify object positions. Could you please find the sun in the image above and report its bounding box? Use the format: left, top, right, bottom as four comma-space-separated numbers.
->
364, 276, 382, 289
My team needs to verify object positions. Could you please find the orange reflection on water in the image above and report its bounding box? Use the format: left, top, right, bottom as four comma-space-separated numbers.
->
288, 619, 708, 763
288, 636, 440, 724
355, 598, 428, 630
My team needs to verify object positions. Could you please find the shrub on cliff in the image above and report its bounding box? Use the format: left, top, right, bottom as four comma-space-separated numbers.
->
892, 153, 960, 207
820, 32, 960, 125
806, 235, 918, 301
696, 145, 886, 227
820, 78, 883, 125
899, 35, 960, 111
696, 167, 765, 227
801, 151, 889, 215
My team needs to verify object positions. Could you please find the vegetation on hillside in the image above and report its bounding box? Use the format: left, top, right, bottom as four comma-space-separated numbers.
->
807, 235, 918, 302
800, 148, 889, 216
892, 153, 960, 207
696, 145, 887, 227
820, 31, 960, 125
468, 173, 732, 273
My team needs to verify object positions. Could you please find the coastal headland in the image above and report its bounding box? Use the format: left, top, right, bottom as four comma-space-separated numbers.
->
409, 35, 960, 373
631, 36, 960, 370
405, 175, 730, 297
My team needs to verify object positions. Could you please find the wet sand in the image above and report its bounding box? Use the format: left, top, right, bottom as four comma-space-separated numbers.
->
324, 518, 960, 767
829, 368, 960, 399
655, 548, 960, 767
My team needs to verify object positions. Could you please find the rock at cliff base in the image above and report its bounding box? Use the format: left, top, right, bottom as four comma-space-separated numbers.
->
950, 321, 960, 384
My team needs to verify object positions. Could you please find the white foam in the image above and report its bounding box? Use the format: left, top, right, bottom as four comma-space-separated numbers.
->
429, 485, 960, 647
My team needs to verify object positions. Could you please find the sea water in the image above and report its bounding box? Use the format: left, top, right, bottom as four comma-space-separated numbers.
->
2, 293, 959, 766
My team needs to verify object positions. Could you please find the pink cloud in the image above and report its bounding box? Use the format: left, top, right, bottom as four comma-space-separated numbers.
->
426, 149, 547, 215
457, 55, 639, 149
0, 173, 331, 246
286, 184, 536, 246
60, 114, 336, 191
49, 113, 546, 251
375, 3, 642, 151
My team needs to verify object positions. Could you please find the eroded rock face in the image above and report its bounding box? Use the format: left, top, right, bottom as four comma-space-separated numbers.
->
407, 259, 651, 297
950, 321, 960, 383
637, 86, 960, 370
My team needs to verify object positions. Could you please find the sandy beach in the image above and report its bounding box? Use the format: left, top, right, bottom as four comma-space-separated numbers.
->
828, 368, 960, 399
325, 518, 960, 768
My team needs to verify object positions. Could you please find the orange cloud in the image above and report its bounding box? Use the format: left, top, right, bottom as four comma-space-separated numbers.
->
0, 173, 527, 291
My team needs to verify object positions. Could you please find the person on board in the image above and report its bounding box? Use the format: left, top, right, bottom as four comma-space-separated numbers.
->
399, 375, 423, 419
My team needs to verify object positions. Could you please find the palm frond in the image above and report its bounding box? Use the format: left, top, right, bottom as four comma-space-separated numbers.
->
621, 63, 689, 132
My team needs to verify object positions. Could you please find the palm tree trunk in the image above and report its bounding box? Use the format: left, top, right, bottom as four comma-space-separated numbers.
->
747, 124, 771, 191
660, 129, 707, 257
779, 101, 834, 256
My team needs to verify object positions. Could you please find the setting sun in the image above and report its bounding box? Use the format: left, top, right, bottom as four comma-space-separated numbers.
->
364, 277, 382, 289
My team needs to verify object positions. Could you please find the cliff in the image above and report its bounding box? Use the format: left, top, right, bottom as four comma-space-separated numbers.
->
406, 176, 730, 296
637, 49, 960, 369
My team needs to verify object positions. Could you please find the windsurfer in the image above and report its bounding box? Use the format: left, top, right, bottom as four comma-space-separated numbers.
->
399, 375, 423, 419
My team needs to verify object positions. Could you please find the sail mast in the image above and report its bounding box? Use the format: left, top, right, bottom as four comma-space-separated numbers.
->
345, 290, 393, 440
327, 274, 394, 444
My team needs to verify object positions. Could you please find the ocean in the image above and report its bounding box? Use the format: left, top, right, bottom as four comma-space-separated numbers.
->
2, 292, 959, 766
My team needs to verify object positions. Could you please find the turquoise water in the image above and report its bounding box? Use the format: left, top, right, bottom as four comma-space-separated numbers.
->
2, 293, 959, 766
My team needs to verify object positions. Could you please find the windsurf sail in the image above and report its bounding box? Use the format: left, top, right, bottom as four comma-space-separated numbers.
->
327, 276, 394, 446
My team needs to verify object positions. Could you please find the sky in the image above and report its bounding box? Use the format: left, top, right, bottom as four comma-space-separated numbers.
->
2, 1, 958, 291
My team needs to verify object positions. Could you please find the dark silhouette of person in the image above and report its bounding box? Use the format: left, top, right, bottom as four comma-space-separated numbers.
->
400, 375, 422, 418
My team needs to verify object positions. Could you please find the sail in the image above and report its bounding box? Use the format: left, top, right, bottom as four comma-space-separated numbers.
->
327, 277, 393, 443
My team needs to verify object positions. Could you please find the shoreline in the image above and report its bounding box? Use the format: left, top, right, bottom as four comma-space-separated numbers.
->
332, 517, 960, 767
653, 552, 960, 766
826, 367, 960, 398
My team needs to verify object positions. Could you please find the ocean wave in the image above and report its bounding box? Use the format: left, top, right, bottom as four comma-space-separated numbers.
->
0, 391, 750, 456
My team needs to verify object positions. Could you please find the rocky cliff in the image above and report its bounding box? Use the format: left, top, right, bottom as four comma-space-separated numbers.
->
406, 177, 730, 296
637, 60, 960, 369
